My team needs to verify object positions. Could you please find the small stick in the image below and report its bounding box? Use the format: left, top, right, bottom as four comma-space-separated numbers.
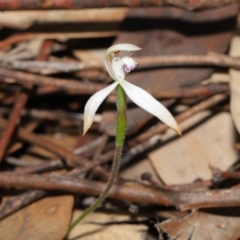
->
1, 173, 240, 210
0, 0, 237, 11
7, 52, 240, 72
136, 52, 240, 70
0, 89, 30, 163
14, 159, 64, 175
0, 67, 106, 95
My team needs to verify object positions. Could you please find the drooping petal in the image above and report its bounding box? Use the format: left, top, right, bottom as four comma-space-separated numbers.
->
120, 80, 181, 135
83, 81, 118, 135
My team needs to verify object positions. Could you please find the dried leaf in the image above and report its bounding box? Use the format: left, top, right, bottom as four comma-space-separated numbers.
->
0, 195, 74, 240
149, 112, 238, 185
68, 210, 147, 240
157, 209, 240, 240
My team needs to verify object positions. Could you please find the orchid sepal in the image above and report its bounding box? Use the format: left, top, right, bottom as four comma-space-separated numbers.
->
119, 79, 181, 135
83, 81, 118, 136
83, 43, 181, 135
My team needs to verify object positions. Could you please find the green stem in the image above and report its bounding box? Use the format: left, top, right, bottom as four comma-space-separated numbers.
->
69, 84, 127, 232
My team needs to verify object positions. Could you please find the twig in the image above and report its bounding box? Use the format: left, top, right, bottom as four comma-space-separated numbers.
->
4, 156, 40, 167
5, 151, 113, 177
0, 107, 102, 124
1, 173, 240, 211
177, 186, 240, 210
136, 52, 240, 70
0, 89, 30, 163
0, 67, 106, 95
0, 173, 171, 205
0, 66, 230, 100
14, 160, 64, 175
0, 0, 238, 11
142, 172, 211, 191
7, 52, 240, 72
66, 151, 114, 178
6, 60, 102, 72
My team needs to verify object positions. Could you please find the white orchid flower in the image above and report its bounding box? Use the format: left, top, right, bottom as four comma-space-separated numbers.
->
83, 43, 181, 135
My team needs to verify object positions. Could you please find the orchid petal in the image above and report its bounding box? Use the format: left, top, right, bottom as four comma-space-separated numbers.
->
111, 57, 125, 79
106, 43, 141, 55
120, 80, 181, 134
83, 81, 118, 135
104, 56, 116, 81
105, 44, 141, 82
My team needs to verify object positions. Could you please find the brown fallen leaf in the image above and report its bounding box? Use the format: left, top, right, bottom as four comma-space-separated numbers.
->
67, 210, 147, 240
149, 112, 238, 185
0, 195, 74, 240
157, 209, 240, 240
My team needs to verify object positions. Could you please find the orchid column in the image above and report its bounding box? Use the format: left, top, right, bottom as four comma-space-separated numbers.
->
70, 44, 181, 230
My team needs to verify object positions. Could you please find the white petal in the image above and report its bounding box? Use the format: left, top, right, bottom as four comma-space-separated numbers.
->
106, 44, 141, 55
105, 44, 141, 82
111, 57, 125, 79
120, 80, 181, 134
105, 56, 116, 81
83, 81, 118, 135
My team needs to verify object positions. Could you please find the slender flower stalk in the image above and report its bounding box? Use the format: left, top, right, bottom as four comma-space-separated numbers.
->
69, 43, 181, 231
69, 84, 127, 232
